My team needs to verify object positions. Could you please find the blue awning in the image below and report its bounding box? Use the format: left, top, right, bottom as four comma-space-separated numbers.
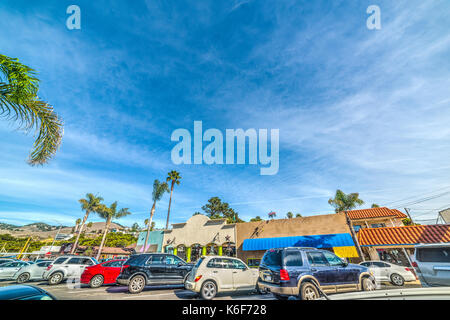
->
242, 233, 355, 251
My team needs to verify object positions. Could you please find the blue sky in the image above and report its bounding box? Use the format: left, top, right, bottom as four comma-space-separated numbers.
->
1, 0, 450, 228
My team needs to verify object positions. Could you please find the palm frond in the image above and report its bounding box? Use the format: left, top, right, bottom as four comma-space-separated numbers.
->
0, 54, 63, 165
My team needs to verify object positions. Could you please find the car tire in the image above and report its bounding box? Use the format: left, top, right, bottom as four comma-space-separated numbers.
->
273, 293, 289, 300
299, 282, 320, 300
362, 276, 376, 291
17, 273, 30, 284
128, 275, 146, 294
390, 273, 405, 286
48, 272, 64, 285
89, 274, 104, 288
200, 280, 217, 300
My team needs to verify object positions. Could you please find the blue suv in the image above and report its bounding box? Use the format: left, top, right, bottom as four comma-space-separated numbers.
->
257, 247, 375, 300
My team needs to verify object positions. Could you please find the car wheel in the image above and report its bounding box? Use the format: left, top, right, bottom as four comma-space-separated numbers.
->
362, 276, 376, 291
128, 275, 145, 294
17, 273, 30, 284
390, 273, 405, 286
48, 272, 64, 285
300, 282, 320, 300
89, 274, 104, 288
200, 281, 217, 300
273, 293, 289, 300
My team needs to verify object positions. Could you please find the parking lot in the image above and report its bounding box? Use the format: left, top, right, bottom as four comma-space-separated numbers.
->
0, 279, 421, 300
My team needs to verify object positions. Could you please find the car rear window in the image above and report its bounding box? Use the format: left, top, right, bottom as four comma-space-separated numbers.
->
284, 250, 304, 266
194, 257, 205, 268
261, 249, 282, 267
416, 247, 450, 262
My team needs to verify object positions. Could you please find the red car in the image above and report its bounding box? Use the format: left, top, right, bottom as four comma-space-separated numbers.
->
81, 259, 126, 288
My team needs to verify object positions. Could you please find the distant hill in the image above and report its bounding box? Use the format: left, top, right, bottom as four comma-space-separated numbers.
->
0, 221, 130, 239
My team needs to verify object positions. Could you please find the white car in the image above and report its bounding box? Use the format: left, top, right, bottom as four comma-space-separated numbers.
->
359, 261, 416, 286
412, 243, 450, 287
42, 255, 98, 285
184, 256, 260, 300
0, 261, 33, 280
13, 260, 53, 283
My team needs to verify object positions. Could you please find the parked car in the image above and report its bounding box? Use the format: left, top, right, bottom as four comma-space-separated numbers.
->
0, 258, 18, 266
43, 255, 99, 285
318, 286, 450, 300
359, 261, 417, 286
13, 260, 53, 283
116, 253, 193, 294
257, 247, 375, 300
0, 261, 32, 280
81, 259, 126, 288
412, 243, 450, 287
0, 285, 56, 300
184, 256, 260, 300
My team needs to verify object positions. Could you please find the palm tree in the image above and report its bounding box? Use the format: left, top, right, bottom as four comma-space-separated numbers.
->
75, 218, 81, 233
165, 170, 181, 229
95, 202, 131, 260
328, 189, 364, 213
286, 212, 293, 219
71, 193, 103, 254
371, 203, 380, 208
0, 54, 63, 165
144, 219, 155, 231
143, 180, 169, 252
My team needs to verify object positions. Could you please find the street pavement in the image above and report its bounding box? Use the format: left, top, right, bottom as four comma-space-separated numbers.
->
0, 280, 422, 300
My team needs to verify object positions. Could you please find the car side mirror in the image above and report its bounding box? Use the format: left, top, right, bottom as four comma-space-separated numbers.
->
341, 259, 348, 267
177, 262, 184, 267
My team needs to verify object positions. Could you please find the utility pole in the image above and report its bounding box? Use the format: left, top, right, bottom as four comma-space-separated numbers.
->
344, 211, 365, 262
404, 208, 414, 225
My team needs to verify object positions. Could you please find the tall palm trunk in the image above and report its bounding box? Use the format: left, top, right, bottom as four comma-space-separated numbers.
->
165, 182, 174, 229
143, 202, 156, 253
96, 218, 111, 260
71, 210, 90, 254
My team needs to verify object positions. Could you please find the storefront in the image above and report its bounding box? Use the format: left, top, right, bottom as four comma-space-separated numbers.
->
236, 212, 360, 266
162, 214, 236, 262
357, 224, 450, 266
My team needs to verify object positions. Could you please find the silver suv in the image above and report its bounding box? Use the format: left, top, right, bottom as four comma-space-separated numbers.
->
43, 255, 98, 285
412, 243, 450, 287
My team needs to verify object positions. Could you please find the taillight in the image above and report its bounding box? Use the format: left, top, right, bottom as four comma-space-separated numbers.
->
46, 265, 53, 271
194, 275, 202, 282
122, 265, 130, 269
411, 262, 418, 268
280, 269, 290, 281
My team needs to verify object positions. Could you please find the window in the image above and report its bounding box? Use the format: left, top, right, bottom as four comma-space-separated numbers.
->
247, 258, 261, 268
194, 257, 204, 268
102, 261, 112, 267
323, 251, 343, 266
53, 257, 67, 265
261, 249, 282, 267
221, 259, 236, 269
206, 258, 223, 268
67, 258, 82, 265
372, 262, 390, 268
81, 258, 94, 265
37, 262, 50, 267
109, 260, 124, 267
146, 255, 165, 265
306, 252, 328, 266
416, 247, 450, 263
371, 223, 386, 228
353, 225, 362, 232
360, 262, 370, 267
166, 255, 183, 265
230, 259, 247, 270
284, 250, 304, 267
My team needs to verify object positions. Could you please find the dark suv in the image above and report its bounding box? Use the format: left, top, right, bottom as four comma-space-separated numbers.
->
116, 253, 193, 293
257, 247, 375, 300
